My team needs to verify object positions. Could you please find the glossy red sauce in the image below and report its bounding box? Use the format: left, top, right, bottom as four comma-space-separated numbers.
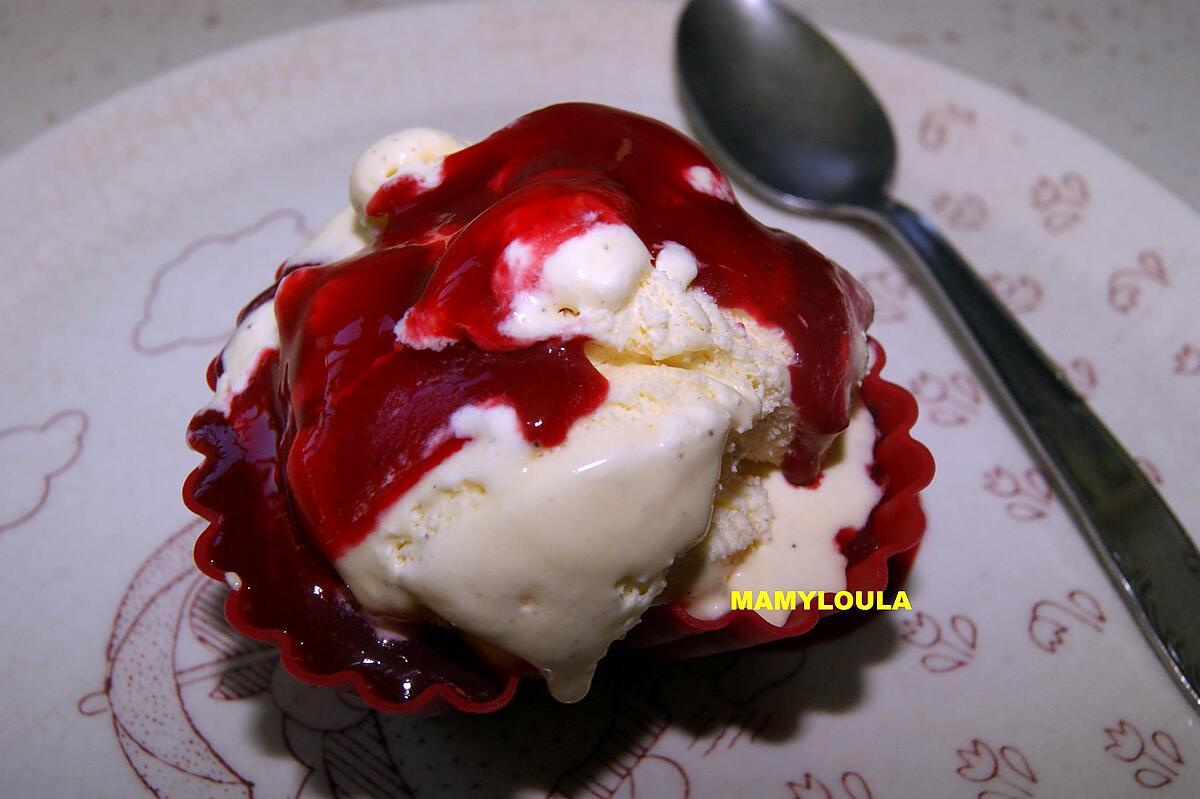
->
188, 103, 872, 703
190, 348, 506, 703
277, 102, 869, 559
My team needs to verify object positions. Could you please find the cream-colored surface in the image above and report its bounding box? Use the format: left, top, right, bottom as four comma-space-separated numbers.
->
683, 400, 882, 625
348, 128, 464, 218
339, 367, 739, 702
498, 223, 652, 341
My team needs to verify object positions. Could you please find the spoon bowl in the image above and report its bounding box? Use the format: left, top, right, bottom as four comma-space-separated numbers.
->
677, 0, 893, 209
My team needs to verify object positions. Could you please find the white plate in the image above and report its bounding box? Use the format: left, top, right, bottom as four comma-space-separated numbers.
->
1, 0, 1198, 795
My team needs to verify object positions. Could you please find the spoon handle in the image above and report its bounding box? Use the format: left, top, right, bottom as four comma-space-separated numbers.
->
874, 198, 1200, 710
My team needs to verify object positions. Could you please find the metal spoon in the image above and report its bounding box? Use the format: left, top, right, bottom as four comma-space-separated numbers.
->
677, 0, 1200, 711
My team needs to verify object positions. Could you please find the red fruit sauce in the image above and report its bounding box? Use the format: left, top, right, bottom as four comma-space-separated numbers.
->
188, 103, 873, 704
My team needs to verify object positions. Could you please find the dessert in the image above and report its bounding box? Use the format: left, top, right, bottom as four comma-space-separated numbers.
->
186, 103, 932, 711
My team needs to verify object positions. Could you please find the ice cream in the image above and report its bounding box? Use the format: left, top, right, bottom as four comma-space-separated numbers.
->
205, 104, 881, 702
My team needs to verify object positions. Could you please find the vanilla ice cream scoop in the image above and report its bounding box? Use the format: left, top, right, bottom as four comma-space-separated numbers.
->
349, 128, 464, 218
209, 103, 879, 702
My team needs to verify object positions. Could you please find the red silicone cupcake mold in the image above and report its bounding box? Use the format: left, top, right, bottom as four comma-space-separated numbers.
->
186, 337, 933, 714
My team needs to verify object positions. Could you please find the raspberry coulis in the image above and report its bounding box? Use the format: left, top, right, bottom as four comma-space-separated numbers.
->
188, 103, 872, 704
